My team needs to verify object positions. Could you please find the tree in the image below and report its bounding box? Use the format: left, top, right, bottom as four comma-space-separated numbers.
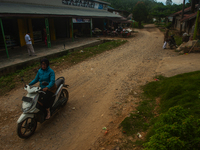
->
166, 0, 172, 5
132, 1, 149, 27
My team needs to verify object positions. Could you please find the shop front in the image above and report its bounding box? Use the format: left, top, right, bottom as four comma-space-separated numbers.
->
32, 18, 45, 43
72, 18, 92, 37
0, 0, 122, 58
0, 18, 20, 50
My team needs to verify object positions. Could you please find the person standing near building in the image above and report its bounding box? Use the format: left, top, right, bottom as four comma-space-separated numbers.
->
163, 29, 169, 49
25, 31, 36, 56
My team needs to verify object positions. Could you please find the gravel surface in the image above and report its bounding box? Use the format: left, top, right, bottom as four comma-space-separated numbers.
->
0, 24, 178, 150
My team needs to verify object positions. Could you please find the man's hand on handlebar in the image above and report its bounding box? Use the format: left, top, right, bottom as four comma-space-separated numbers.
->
43, 87, 48, 92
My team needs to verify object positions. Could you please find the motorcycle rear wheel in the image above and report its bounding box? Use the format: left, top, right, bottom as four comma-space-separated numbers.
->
17, 117, 37, 139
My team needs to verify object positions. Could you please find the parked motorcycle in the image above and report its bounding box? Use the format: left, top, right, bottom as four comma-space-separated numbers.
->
17, 77, 69, 139
116, 27, 123, 35
168, 35, 178, 49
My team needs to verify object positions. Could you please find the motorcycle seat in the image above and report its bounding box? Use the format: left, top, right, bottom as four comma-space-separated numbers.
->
55, 79, 64, 88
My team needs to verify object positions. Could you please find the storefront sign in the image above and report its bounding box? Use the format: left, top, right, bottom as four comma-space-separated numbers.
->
62, 0, 108, 10
62, 0, 95, 8
72, 18, 91, 23
168, 17, 173, 22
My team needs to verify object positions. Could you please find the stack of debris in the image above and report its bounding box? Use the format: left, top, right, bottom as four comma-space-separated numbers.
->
176, 40, 200, 54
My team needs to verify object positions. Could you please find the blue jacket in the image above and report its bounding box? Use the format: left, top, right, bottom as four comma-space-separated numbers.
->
29, 66, 55, 89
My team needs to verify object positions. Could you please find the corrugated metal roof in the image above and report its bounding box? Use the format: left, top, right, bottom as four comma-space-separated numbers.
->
0, 2, 121, 18
93, 0, 111, 5
109, 17, 131, 23
0, 0, 110, 7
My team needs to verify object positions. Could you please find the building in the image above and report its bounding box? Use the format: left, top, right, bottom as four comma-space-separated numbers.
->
0, 0, 123, 58
168, 4, 199, 34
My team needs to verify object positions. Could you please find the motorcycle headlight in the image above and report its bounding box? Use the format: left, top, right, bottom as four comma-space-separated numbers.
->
21, 100, 34, 113
22, 106, 32, 113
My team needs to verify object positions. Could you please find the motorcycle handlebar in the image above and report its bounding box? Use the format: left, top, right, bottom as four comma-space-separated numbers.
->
38, 91, 46, 94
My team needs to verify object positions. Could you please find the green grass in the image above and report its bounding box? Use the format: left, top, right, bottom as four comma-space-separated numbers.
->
120, 71, 200, 149
0, 40, 127, 96
0, 62, 40, 95
121, 98, 156, 136
143, 72, 200, 116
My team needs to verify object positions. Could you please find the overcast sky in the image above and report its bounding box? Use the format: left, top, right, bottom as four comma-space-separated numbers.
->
157, 0, 184, 5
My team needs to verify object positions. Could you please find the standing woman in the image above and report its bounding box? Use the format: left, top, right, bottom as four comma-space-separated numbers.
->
29, 58, 57, 119
163, 29, 169, 49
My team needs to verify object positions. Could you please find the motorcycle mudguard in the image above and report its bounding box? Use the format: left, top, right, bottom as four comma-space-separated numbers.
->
17, 113, 34, 124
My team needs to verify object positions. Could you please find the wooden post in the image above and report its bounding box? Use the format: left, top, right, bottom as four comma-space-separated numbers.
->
180, 0, 185, 35
71, 18, 74, 42
45, 18, 51, 48
90, 18, 93, 37
0, 18, 9, 59
103, 19, 105, 30
66, 18, 69, 38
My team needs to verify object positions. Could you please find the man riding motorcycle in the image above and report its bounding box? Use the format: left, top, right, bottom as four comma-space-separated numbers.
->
29, 58, 57, 119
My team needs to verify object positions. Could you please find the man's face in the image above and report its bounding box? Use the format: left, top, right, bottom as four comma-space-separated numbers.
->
41, 62, 47, 70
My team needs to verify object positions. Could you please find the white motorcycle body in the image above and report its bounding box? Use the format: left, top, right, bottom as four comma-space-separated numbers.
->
17, 77, 69, 139
17, 84, 63, 124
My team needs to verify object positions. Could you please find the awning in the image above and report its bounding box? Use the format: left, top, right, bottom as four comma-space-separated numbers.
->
0, 2, 122, 18
180, 12, 197, 22
109, 17, 131, 23
169, 4, 198, 17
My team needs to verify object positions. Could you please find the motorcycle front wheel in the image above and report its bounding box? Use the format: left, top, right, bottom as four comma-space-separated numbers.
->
17, 117, 37, 139
60, 89, 69, 106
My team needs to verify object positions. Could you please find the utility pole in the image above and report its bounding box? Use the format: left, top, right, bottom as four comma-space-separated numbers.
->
180, 0, 185, 35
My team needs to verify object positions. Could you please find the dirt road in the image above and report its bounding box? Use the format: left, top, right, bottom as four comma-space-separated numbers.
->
0, 24, 178, 150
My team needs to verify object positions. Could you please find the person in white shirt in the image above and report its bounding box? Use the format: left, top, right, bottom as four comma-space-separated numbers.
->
25, 32, 36, 56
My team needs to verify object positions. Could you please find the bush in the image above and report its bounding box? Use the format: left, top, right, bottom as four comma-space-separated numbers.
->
165, 22, 172, 29
143, 106, 200, 150
174, 35, 182, 46
132, 22, 144, 29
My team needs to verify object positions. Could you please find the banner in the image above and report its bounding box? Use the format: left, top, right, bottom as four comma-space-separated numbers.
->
62, 0, 95, 8
62, 0, 107, 10
72, 18, 91, 23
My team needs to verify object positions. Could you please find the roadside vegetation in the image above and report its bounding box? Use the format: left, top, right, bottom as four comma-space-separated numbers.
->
121, 72, 200, 149
104, 0, 190, 25
0, 40, 127, 96
132, 22, 144, 29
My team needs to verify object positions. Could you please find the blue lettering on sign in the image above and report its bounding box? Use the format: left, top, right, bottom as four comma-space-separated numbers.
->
77, 18, 83, 22
98, 4, 103, 9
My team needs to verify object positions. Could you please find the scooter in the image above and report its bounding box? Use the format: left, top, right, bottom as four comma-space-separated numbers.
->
168, 35, 178, 49
17, 77, 69, 139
